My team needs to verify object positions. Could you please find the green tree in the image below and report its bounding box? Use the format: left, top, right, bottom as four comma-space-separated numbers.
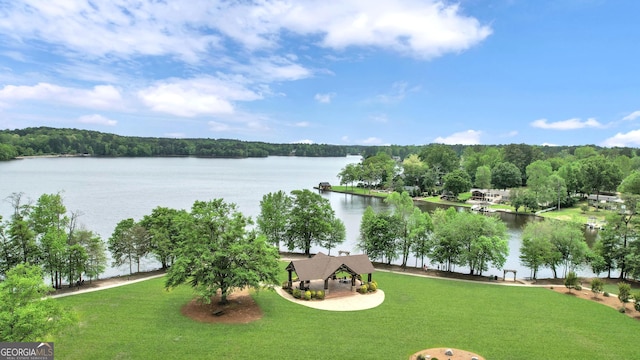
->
338, 163, 361, 190
520, 221, 553, 279
564, 271, 579, 292
73, 228, 107, 283
140, 207, 188, 269
0, 264, 75, 341
409, 208, 434, 268
0, 215, 20, 276
256, 191, 292, 248
358, 207, 400, 264
443, 169, 472, 197
320, 217, 346, 255
420, 144, 459, 184
474, 165, 492, 189
579, 156, 622, 210
491, 162, 522, 189
285, 189, 338, 257
165, 199, 280, 305
385, 191, 416, 268
108, 219, 150, 275
402, 154, 428, 188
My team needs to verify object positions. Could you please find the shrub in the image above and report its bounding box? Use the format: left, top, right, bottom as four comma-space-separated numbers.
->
618, 307, 626, 313
575, 284, 582, 291
316, 290, 325, 300
633, 292, 640, 312
368, 282, 377, 292
604, 291, 610, 297
417, 355, 426, 360
359, 284, 368, 294
304, 290, 312, 301
292, 288, 301, 299
281, 281, 290, 290
590, 278, 604, 297
564, 271, 578, 292
310, 290, 316, 298
618, 282, 632, 304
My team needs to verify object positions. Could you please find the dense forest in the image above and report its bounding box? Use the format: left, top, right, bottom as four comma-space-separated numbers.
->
0, 126, 637, 162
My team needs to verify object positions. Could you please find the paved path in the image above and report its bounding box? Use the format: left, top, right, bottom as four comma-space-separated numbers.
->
275, 286, 385, 311
50, 274, 166, 298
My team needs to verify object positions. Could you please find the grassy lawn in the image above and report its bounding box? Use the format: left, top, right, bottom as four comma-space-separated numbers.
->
330, 185, 389, 198
52, 268, 640, 359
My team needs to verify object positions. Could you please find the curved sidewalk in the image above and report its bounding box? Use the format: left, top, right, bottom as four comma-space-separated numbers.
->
275, 287, 385, 311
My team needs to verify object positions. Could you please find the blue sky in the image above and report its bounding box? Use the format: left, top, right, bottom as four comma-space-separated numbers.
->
0, 0, 639, 147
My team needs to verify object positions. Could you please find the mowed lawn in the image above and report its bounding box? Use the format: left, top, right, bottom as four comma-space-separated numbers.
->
53, 270, 639, 359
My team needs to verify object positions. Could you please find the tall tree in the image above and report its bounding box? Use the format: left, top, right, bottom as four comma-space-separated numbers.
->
385, 191, 416, 268
474, 165, 492, 189
140, 206, 187, 269
0, 264, 75, 341
408, 208, 434, 268
443, 169, 472, 196
520, 220, 553, 279
402, 154, 428, 188
108, 219, 150, 275
358, 207, 400, 264
285, 189, 337, 257
579, 156, 622, 210
72, 228, 107, 283
165, 199, 280, 305
491, 162, 522, 189
320, 217, 346, 255
256, 190, 292, 248
420, 144, 459, 183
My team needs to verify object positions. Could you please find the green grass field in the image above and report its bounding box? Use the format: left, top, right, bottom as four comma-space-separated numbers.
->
52, 268, 640, 359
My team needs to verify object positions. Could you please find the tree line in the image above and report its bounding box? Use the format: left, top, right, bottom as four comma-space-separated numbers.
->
339, 145, 640, 280
0, 192, 107, 288
0, 127, 360, 160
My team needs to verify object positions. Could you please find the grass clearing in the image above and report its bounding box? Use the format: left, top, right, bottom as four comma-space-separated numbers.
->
51, 267, 640, 359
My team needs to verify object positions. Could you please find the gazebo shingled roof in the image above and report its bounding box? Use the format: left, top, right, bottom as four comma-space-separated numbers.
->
285, 252, 375, 292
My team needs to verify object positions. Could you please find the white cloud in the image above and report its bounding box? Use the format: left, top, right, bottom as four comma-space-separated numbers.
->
622, 111, 640, 122
208, 121, 231, 132
221, 0, 492, 58
0, 0, 221, 62
294, 121, 311, 127
370, 114, 389, 123
433, 130, 482, 145
231, 56, 313, 82
602, 130, 640, 147
138, 76, 262, 117
530, 117, 603, 130
0, 83, 122, 110
0, 1, 490, 61
503, 130, 518, 137
375, 81, 420, 104
78, 114, 117, 126
360, 137, 384, 145
315, 93, 335, 103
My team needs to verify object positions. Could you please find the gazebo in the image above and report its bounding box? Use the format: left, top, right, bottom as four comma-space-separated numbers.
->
285, 252, 375, 293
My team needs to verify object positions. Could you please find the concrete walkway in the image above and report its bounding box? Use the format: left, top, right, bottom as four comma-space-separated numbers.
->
50, 274, 166, 298
275, 286, 385, 311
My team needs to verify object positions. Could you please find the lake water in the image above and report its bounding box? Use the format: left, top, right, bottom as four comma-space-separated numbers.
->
0, 156, 599, 279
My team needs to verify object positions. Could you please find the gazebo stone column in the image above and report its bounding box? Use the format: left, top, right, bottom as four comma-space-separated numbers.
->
288, 270, 292, 289
324, 278, 329, 294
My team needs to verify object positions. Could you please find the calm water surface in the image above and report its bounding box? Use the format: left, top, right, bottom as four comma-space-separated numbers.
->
0, 156, 598, 279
